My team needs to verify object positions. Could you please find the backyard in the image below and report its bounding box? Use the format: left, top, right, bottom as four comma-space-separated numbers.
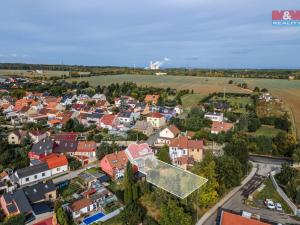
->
251, 125, 282, 138
181, 93, 207, 111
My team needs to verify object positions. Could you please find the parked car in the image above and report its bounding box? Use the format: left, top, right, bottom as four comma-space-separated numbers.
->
275, 203, 283, 211
264, 199, 275, 209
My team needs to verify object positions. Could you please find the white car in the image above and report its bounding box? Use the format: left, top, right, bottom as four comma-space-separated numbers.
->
275, 203, 283, 211
264, 199, 275, 210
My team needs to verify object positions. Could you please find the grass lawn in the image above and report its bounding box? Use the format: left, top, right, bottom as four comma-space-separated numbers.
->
213, 96, 252, 106
86, 167, 100, 174
251, 125, 282, 138
181, 93, 207, 111
100, 215, 122, 225
253, 179, 292, 214
107, 181, 124, 193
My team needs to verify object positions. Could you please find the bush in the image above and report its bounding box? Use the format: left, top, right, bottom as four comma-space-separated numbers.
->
2, 214, 25, 225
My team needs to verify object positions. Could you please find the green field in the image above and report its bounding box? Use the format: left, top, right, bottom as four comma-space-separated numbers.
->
67, 74, 300, 139
181, 93, 207, 111
0, 69, 69, 77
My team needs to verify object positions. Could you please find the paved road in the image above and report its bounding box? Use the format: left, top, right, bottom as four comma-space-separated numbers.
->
52, 164, 96, 184
202, 161, 300, 225
249, 155, 293, 166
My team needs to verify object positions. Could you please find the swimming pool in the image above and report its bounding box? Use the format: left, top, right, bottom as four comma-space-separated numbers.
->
83, 212, 105, 225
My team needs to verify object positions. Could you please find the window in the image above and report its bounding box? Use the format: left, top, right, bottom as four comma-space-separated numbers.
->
57, 167, 60, 171
11, 137, 15, 139
34, 175, 38, 179
26, 177, 29, 182
49, 194, 52, 199
42, 172, 45, 177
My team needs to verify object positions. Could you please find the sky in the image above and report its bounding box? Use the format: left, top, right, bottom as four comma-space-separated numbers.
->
0, 0, 300, 69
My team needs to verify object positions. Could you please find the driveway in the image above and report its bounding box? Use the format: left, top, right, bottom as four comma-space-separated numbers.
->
202, 161, 300, 225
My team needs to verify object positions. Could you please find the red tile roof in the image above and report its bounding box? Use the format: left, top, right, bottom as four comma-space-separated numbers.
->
148, 112, 163, 118
54, 132, 79, 141
43, 153, 68, 169
170, 136, 203, 149
29, 130, 47, 136
174, 156, 195, 165
100, 114, 116, 126
220, 211, 270, 225
77, 141, 96, 152
69, 198, 92, 211
103, 150, 128, 170
126, 143, 153, 159
168, 125, 180, 136
211, 121, 234, 133
33, 217, 54, 225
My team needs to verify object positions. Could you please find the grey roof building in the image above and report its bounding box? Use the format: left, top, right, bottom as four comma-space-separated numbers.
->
53, 140, 78, 153
2, 189, 33, 215
16, 163, 49, 179
31, 138, 55, 155
23, 180, 56, 203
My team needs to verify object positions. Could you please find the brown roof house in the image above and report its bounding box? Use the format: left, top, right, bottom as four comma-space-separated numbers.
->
133, 120, 154, 137
100, 151, 128, 180
155, 125, 180, 146
67, 197, 95, 219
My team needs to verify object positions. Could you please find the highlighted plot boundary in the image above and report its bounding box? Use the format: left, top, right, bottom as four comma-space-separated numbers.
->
134, 157, 208, 199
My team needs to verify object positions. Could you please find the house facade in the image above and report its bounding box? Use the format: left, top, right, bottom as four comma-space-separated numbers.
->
155, 125, 180, 146
75, 141, 97, 158
7, 130, 27, 145
204, 112, 224, 122
169, 136, 204, 163
125, 143, 154, 171
14, 163, 51, 186
67, 198, 95, 219
42, 153, 69, 176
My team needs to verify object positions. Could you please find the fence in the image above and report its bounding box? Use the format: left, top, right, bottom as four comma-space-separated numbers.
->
269, 169, 299, 216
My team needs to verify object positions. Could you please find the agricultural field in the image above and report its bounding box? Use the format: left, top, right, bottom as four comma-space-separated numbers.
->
68, 74, 300, 138
0, 69, 69, 77
69, 74, 250, 93
181, 93, 207, 111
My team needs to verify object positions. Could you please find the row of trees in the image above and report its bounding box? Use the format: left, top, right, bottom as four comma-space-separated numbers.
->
2, 63, 299, 79
170, 107, 212, 131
